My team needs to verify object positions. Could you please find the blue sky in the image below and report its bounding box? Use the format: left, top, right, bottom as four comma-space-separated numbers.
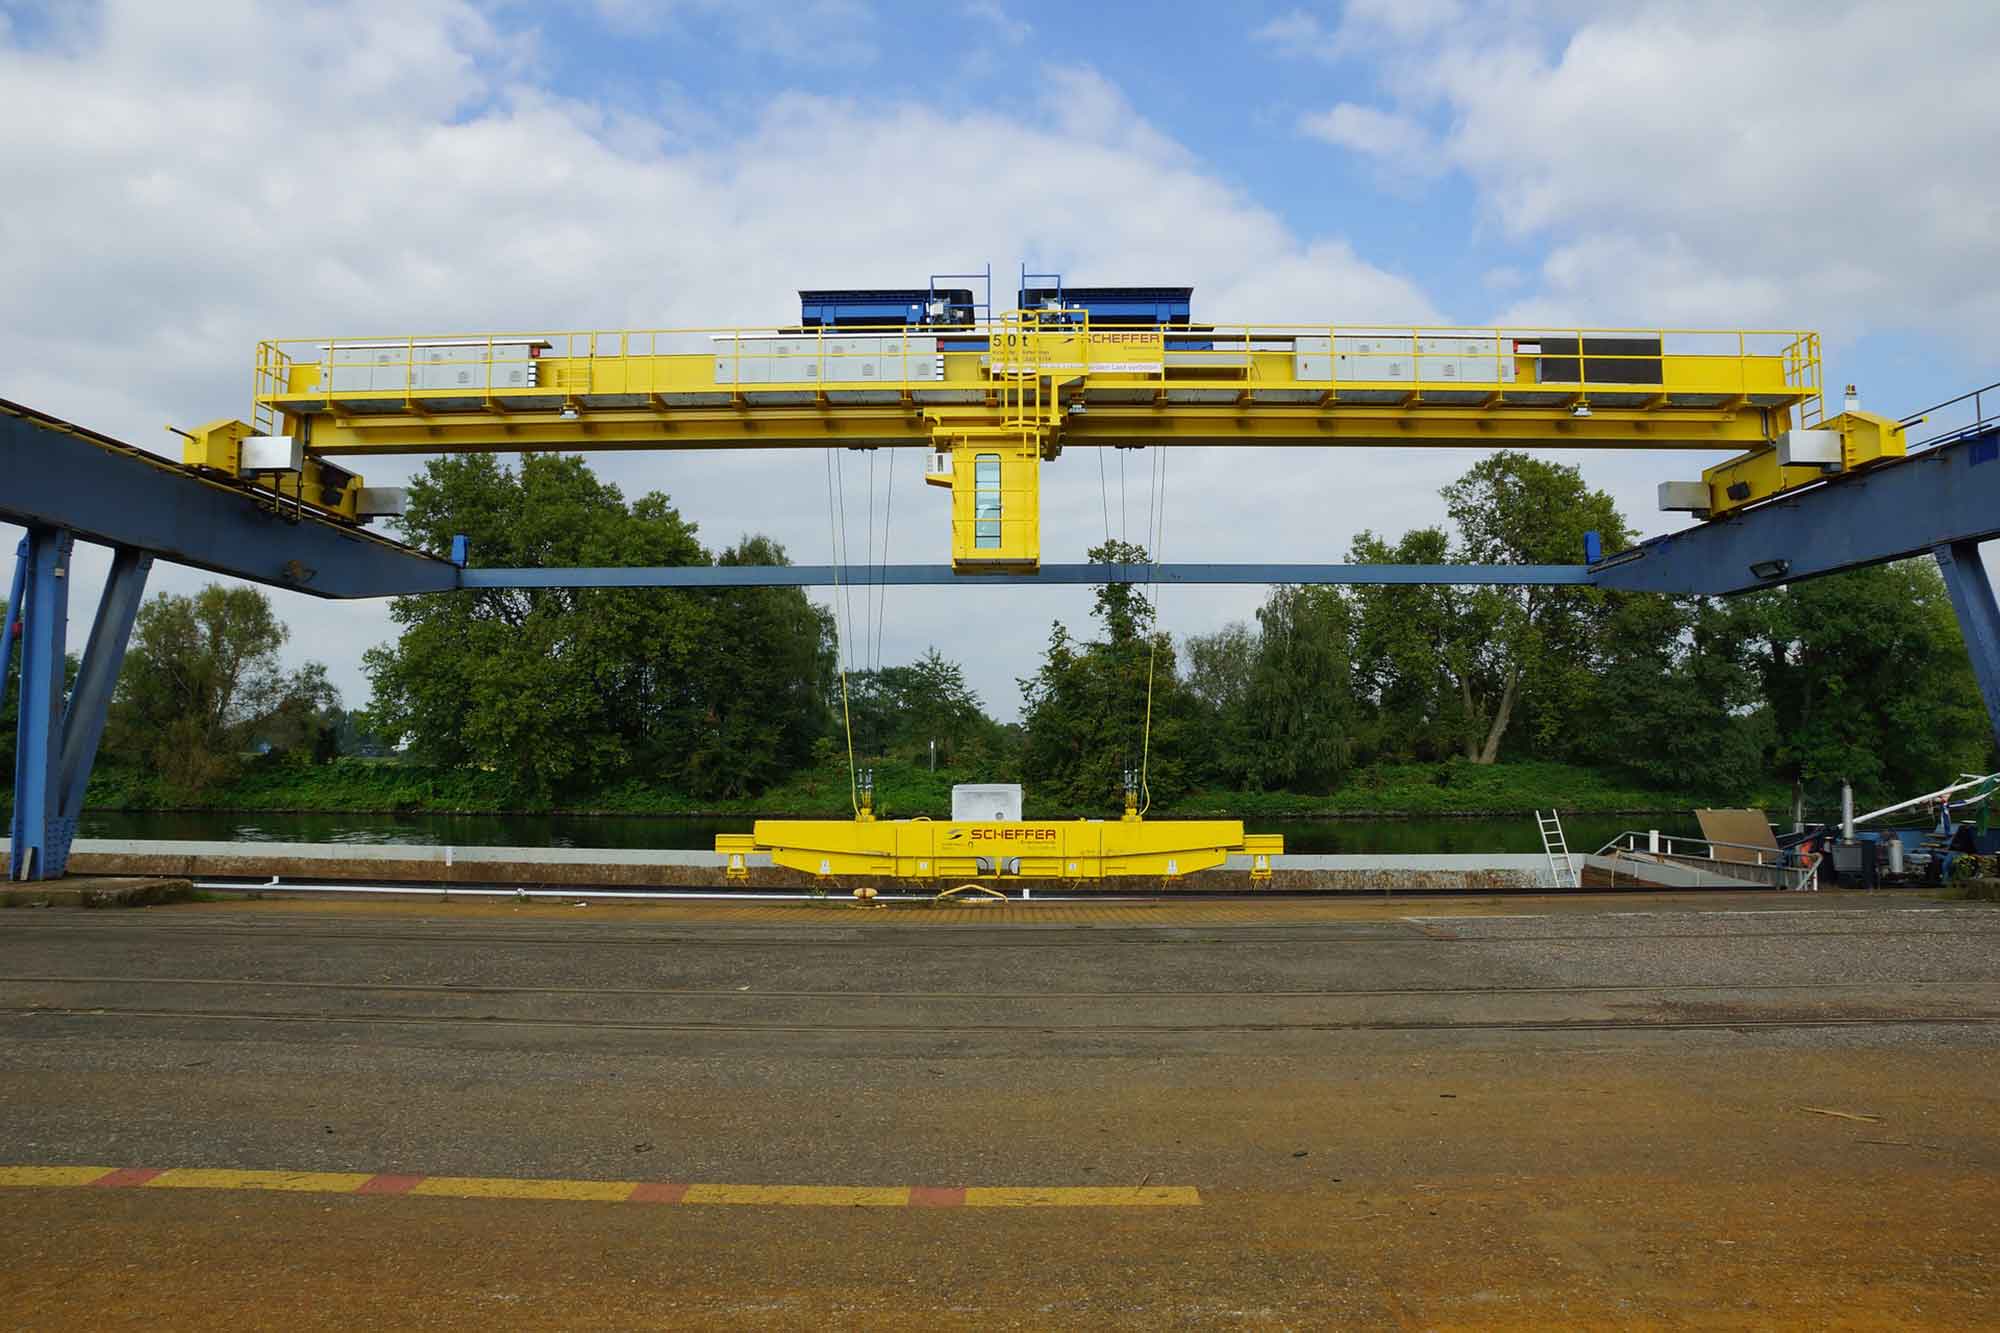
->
3, 0, 1997, 720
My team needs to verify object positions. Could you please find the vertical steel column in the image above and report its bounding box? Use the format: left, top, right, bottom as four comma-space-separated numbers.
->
9, 527, 73, 881
1934, 541, 2000, 751
2, 536, 25, 721
58, 547, 152, 826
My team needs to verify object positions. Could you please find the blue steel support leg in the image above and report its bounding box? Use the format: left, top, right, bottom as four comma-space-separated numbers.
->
9, 527, 73, 881
57, 546, 151, 826
2, 537, 25, 722
1934, 541, 2000, 753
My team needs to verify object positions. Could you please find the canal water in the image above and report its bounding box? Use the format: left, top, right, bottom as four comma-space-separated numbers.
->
76, 809, 1709, 855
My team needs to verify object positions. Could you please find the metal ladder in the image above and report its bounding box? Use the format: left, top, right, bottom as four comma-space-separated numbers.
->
1536, 810, 1578, 888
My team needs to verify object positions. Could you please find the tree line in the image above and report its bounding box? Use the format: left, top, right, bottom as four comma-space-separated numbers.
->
1021, 454, 1993, 809
7, 449, 1991, 812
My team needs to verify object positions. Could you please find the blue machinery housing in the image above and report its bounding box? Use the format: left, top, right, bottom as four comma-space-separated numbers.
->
6, 385, 2000, 880
797, 273, 1195, 332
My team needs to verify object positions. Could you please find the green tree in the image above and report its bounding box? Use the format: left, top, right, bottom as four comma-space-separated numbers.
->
1590, 594, 1767, 793
844, 648, 997, 765
1182, 620, 1257, 786
1345, 457, 1631, 765
364, 455, 707, 796
107, 585, 337, 794
0, 640, 79, 786
1441, 453, 1630, 763
1018, 540, 1193, 811
675, 535, 836, 799
1347, 526, 1470, 762
364, 456, 833, 800
1745, 559, 1989, 802
1242, 585, 1357, 793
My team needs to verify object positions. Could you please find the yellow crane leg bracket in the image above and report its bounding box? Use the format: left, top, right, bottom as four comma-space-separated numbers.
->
179, 418, 368, 521
1694, 410, 1908, 517
718, 821, 1282, 882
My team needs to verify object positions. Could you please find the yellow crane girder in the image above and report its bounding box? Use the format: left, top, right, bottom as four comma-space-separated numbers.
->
180, 315, 1851, 571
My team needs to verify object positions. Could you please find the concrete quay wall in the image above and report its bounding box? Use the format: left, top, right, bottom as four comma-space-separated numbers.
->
6, 838, 1582, 893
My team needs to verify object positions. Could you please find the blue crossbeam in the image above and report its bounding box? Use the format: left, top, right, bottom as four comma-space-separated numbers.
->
460, 563, 1597, 589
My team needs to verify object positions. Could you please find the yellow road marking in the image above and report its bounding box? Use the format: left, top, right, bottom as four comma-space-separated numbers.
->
681, 1184, 912, 1207
0, 1166, 119, 1188
146, 1169, 376, 1193
409, 1176, 639, 1202
964, 1186, 1202, 1207
0, 1165, 1200, 1208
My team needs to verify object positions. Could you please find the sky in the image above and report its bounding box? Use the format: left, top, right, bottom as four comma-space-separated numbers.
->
3, 0, 1997, 724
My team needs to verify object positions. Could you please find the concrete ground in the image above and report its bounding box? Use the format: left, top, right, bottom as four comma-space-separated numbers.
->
2, 889, 1997, 1329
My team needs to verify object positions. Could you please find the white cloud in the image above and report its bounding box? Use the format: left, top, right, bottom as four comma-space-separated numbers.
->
1297, 102, 1443, 176
585, 0, 877, 63
1289, 1, 2000, 355
2, 1, 1448, 725
963, 0, 1030, 45
1252, 8, 1329, 51
1255, 0, 1464, 59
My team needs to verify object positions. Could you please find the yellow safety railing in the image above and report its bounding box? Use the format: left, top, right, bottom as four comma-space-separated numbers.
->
253, 319, 1821, 413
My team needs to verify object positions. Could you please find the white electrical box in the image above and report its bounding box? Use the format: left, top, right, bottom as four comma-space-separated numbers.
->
355, 487, 409, 519
242, 435, 303, 473
320, 340, 543, 394
1777, 428, 1842, 468
952, 783, 1022, 822
714, 334, 941, 385
1658, 481, 1712, 512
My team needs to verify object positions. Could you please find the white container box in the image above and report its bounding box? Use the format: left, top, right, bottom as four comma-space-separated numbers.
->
952, 784, 1023, 822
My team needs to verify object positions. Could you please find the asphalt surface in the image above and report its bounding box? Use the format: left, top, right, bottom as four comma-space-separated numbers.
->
3, 890, 1998, 1328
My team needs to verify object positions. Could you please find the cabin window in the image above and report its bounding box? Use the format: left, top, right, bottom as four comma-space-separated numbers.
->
974, 454, 1001, 548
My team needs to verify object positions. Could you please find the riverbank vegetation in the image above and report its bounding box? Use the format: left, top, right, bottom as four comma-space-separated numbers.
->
68, 755, 1789, 821
5, 450, 1991, 822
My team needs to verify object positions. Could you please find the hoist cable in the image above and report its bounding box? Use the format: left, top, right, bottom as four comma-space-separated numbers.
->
1096, 446, 1112, 548
864, 446, 880, 676
1119, 449, 1128, 547
1137, 449, 1168, 816
874, 447, 895, 674
834, 449, 856, 672
823, 448, 859, 815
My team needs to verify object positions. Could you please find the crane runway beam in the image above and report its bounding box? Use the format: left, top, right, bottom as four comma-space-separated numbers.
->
0, 399, 454, 599
1593, 425, 2000, 597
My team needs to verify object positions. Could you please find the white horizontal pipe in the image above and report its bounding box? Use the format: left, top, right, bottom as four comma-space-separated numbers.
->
1854, 772, 1999, 827
191, 880, 1103, 904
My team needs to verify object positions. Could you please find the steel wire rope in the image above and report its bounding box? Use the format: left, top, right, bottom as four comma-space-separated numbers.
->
874, 448, 896, 674
864, 449, 876, 675
1097, 447, 1112, 548
824, 448, 860, 814
1119, 449, 1128, 546
834, 449, 857, 667
1137, 448, 1168, 815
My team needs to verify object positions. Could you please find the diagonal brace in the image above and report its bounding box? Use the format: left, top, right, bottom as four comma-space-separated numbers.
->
1933, 541, 2000, 751
58, 545, 152, 821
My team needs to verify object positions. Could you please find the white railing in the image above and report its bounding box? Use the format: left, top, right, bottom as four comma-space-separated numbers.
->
1593, 830, 1820, 892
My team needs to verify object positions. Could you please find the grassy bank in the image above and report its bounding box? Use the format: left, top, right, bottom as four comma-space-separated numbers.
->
61, 757, 1791, 820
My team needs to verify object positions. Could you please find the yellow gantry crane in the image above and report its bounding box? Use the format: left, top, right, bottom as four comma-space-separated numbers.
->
171, 279, 1910, 886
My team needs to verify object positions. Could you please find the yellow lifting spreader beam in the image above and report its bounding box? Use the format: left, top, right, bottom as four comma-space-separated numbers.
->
716, 784, 1281, 885
178, 314, 1903, 572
